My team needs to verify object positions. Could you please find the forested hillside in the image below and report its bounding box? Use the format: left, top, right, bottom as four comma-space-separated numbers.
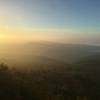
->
0, 54, 100, 100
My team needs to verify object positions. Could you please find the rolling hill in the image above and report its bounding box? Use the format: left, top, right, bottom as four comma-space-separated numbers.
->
0, 41, 100, 69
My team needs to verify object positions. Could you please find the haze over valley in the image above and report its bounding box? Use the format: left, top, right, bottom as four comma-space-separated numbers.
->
0, 41, 100, 69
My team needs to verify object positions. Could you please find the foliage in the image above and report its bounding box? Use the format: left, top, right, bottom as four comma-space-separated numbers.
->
0, 61, 100, 100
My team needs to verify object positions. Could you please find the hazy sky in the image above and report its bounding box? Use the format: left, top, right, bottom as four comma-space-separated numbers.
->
0, 0, 100, 45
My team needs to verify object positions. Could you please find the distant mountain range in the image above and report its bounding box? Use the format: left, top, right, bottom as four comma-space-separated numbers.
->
0, 41, 100, 69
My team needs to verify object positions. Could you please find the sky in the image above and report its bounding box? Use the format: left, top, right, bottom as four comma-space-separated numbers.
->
0, 0, 100, 45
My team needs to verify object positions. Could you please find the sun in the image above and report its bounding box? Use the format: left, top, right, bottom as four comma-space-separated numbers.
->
0, 34, 6, 43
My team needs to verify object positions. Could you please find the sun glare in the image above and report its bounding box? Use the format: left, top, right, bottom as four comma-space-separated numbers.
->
0, 34, 6, 43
